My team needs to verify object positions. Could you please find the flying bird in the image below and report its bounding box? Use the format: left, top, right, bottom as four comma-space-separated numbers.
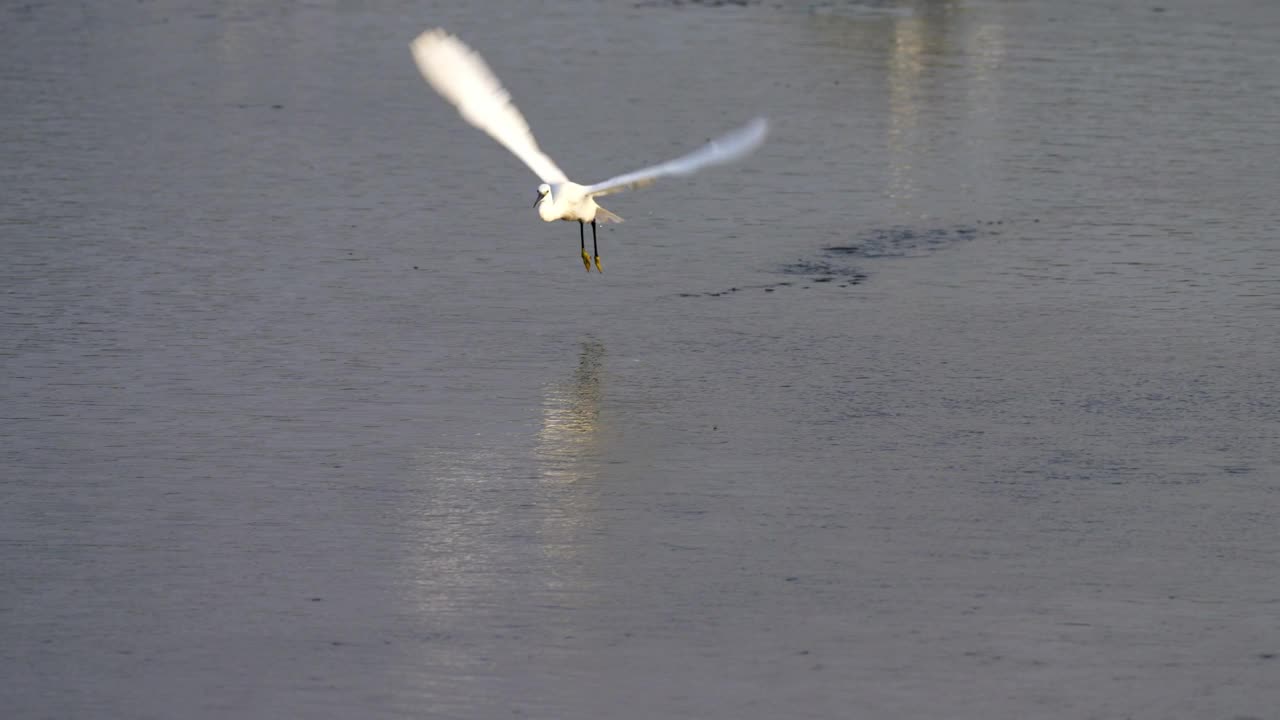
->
410, 28, 767, 272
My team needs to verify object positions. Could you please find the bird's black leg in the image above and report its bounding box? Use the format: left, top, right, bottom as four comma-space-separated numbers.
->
591, 220, 602, 272
579, 221, 590, 271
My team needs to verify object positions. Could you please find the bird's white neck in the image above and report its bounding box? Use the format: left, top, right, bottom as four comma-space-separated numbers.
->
537, 193, 560, 222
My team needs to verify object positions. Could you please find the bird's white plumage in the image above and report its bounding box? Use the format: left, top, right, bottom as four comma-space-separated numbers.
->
410, 29, 568, 184
583, 118, 769, 197
409, 27, 766, 271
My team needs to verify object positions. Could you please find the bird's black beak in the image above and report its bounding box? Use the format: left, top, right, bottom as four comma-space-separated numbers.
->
533, 192, 543, 208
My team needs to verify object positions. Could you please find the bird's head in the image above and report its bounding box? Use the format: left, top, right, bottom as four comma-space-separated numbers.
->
533, 183, 551, 208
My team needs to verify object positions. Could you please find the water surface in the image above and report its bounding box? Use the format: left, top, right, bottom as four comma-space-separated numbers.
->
3, 1, 1279, 718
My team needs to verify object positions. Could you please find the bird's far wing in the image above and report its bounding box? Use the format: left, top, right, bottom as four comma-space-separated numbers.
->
583, 118, 768, 198
410, 29, 568, 184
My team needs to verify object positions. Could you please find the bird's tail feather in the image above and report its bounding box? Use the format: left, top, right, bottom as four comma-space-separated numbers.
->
595, 205, 623, 223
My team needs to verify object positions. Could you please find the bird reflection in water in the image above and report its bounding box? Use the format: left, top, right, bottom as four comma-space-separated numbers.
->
534, 339, 607, 567
407, 340, 608, 618
537, 339, 606, 484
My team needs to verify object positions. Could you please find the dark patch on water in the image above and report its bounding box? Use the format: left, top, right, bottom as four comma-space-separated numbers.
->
823, 224, 983, 259
636, 0, 905, 11
636, 0, 758, 7
778, 259, 868, 282
678, 285, 752, 298
679, 222, 997, 299
676, 269, 863, 299
679, 280, 801, 298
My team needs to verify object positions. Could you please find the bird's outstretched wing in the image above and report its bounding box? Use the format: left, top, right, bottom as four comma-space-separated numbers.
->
410, 29, 568, 184
584, 118, 768, 198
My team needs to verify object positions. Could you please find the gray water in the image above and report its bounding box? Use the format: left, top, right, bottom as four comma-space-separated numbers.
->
3, 1, 1279, 718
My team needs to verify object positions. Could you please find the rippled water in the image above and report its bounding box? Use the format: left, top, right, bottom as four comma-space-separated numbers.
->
3, 1, 1279, 718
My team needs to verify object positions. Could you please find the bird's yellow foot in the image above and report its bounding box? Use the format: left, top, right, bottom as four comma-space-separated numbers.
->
594, 255, 603, 273
581, 249, 592, 271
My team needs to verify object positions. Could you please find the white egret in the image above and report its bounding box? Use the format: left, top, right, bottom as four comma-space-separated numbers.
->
410, 28, 768, 272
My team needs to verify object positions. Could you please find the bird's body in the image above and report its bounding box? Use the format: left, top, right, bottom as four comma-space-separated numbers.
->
410, 28, 766, 272
536, 183, 620, 224
537, 183, 596, 223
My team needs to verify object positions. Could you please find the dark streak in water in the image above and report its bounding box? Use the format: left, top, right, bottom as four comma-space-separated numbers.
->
677, 223, 996, 299
779, 259, 868, 282
636, 0, 757, 7
823, 224, 982, 259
